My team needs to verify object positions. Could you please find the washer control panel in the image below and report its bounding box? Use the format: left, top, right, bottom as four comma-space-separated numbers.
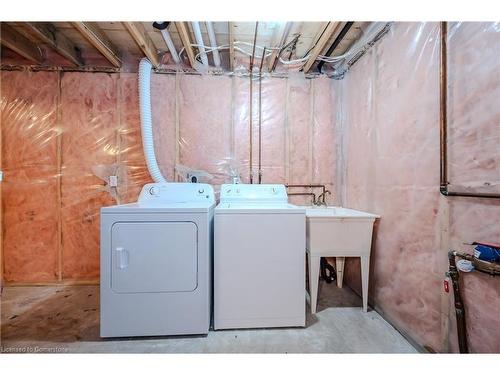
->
139, 183, 215, 204
220, 184, 288, 203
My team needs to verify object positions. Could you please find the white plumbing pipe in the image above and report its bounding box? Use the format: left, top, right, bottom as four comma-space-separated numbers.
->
160, 28, 180, 64
138, 58, 167, 183
191, 22, 209, 65
206, 22, 221, 67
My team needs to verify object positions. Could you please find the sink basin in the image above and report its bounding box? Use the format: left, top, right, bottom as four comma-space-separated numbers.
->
303, 206, 379, 256
301, 205, 380, 314
305, 206, 380, 219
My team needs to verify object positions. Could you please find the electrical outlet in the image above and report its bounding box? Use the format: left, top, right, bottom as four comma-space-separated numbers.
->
109, 175, 118, 187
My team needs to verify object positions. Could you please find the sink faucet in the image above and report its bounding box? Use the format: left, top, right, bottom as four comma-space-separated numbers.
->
316, 190, 331, 206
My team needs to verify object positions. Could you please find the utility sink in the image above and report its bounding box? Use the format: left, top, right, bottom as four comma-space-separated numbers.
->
302, 206, 380, 313
304, 206, 379, 254
305, 206, 380, 218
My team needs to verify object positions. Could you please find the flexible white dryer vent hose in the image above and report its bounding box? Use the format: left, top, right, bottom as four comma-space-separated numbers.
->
138, 58, 167, 183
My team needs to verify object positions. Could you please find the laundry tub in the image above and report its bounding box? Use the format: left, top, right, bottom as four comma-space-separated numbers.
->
305, 206, 379, 313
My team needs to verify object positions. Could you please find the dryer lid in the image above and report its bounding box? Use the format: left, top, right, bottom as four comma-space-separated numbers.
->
219, 184, 288, 204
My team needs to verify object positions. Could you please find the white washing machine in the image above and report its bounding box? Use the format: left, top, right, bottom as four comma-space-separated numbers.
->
214, 184, 306, 330
100, 183, 215, 337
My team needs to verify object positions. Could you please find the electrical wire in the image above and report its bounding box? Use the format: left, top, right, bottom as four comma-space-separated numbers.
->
277, 23, 391, 67
180, 42, 279, 65
175, 23, 391, 69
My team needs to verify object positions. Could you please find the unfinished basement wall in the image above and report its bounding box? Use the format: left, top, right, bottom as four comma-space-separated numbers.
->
339, 22, 500, 353
0, 70, 338, 283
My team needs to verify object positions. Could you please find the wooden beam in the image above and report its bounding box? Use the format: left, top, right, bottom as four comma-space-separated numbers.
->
24, 22, 83, 66
267, 22, 291, 72
0, 23, 43, 63
228, 22, 234, 71
123, 22, 159, 67
175, 22, 196, 68
302, 22, 341, 73
73, 22, 121, 67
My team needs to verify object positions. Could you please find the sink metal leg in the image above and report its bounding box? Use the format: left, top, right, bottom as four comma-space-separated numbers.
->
308, 253, 320, 314
361, 255, 370, 312
335, 257, 345, 288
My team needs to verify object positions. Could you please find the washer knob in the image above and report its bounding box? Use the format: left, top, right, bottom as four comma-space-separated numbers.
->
198, 188, 205, 194
149, 186, 158, 195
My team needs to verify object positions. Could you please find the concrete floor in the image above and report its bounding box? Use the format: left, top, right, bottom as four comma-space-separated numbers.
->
1, 281, 417, 353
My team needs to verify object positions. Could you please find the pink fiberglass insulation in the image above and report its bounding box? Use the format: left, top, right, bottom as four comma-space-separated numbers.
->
5, 22, 497, 353
178, 74, 232, 185
445, 23, 500, 353
232, 76, 251, 184
312, 75, 337, 205
1, 71, 60, 282
287, 73, 314, 205
449, 198, 500, 353
1, 70, 337, 282
117, 73, 152, 202
257, 77, 287, 184
340, 22, 500, 353
60, 72, 119, 280
342, 23, 443, 352
447, 23, 500, 191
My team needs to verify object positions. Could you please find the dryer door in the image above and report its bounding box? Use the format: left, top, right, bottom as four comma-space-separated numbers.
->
111, 221, 198, 293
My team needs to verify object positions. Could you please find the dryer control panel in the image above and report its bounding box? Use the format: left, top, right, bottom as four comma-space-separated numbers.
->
138, 183, 215, 205
219, 184, 288, 204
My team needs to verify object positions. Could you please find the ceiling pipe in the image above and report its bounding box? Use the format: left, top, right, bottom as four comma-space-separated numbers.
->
317, 21, 354, 73
206, 22, 221, 67
153, 22, 180, 64
191, 22, 209, 65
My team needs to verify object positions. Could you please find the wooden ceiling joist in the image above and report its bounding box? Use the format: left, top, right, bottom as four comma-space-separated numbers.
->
73, 22, 121, 67
175, 22, 196, 68
24, 22, 83, 66
302, 22, 342, 73
0, 23, 43, 64
123, 22, 159, 67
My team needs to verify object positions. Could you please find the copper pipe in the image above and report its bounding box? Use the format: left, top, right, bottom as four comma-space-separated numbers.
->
285, 184, 327, 195
448, 249, 499, 354
439, 22, 500, 199
249, 22, 258, 184
258, 47, 266, 184
250, 22, 258, 70
447, 251, 469, 353
440, 21, 448, 193
285, 184, 332, 205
